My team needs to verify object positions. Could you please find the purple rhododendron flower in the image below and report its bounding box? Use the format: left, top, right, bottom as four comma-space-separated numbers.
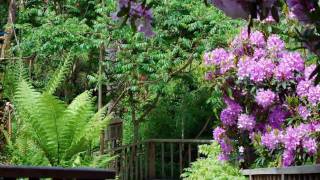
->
268, 106, 288, 129
295, 123, 313, 137
220, 98, 242, 126
237, 114, 256, 131
213, 126, 226, 141
249, 59, 275, 82
275, 52, 305, 80
237, 56, 254, 79
220, 54, 236, 73
302, 137, 317, 155
282, 126, 300, 151
218, 153, 229, 161
253, 48, 267, 59
256, 89, 276, 108
250, 31, 266, 48
267, 35, 285, 52
307, 85, 320, 105
220, 109, 238, 126
282, 149, 295, 166
297, 105, 310, 120
204, 48, 229, 65
220, 139, 233, 154
297, 80, 312, 97
261, 129, 281, 150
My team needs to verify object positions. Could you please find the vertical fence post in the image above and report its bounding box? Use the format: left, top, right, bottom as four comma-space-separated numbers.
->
179, 142, 183, 175
144, 143, 148, 180
188, 143, 191, 165
170, 143, 174, 179
161, 143, 165, 178
148, 141, 156, 179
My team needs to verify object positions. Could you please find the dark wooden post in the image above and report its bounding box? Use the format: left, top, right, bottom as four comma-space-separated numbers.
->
148, 141, 156, 179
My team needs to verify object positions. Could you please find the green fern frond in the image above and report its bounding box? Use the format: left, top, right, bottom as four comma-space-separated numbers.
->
12, 80, 110, 166
44, 55, 73, 95
59, 91, 95, 153
64, 103, 110, 160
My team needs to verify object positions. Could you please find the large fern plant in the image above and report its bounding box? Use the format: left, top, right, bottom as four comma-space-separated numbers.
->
6, 79, 110, 167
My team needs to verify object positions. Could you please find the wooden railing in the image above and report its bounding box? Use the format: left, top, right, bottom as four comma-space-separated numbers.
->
108, 139, 214, 180
0, 165, 116, 180
241, 165, 320, 180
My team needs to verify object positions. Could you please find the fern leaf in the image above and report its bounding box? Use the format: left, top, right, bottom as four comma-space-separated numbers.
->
59, 91, 95, 155
44, 56, 73, 95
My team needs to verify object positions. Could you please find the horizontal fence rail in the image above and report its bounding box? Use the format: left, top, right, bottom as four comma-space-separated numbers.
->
0, 165, 116, 180
241, 165, 320, 180
107, 139, 214, 180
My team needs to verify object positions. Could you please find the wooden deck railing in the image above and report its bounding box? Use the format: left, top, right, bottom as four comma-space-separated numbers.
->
0, 165, 116, 180
241, 165, 320, 180
108, 139, 214, 180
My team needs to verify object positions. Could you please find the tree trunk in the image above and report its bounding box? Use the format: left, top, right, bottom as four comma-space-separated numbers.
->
129, 91, 139, 143
133, 120, 139, 143
1, 0, 17, 59
99, 43, 105, 155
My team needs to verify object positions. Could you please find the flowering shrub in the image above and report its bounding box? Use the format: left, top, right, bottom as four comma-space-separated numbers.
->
206, 29, 320, 167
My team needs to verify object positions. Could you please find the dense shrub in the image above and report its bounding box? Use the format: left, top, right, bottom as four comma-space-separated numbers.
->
182, 142, 246, 180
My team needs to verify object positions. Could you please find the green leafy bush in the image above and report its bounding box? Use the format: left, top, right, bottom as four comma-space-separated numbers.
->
182, 142, 246, 180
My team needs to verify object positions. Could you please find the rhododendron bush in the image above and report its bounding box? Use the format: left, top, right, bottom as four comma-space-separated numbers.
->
206, 30, 320, 167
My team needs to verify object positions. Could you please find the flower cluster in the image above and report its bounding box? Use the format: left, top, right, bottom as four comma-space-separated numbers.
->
261, 123, 319, 166
255, 89, 276, 108
206, 29, 308, 83
220, 97, 242, 126
297, 65, 320, 105
237, 114, 256, 131
206, 30, 320, 167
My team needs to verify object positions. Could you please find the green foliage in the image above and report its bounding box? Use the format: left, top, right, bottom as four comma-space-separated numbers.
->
0, 1, 8, 28
44, 54, 74, 95
182, 143, 246, 180
6, 79, 110, 166
140, 85, 213, 140
114, 0, 243, 142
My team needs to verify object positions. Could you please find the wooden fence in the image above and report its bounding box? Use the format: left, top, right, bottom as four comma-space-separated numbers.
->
108, 139, 214, 180
242, 165, 320, 180
0, 165, 116, 180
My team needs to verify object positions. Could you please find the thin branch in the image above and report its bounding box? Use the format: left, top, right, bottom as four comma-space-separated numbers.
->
108, 87, 128, 113
168, 54, 194, 78
194, 116, 211, 139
